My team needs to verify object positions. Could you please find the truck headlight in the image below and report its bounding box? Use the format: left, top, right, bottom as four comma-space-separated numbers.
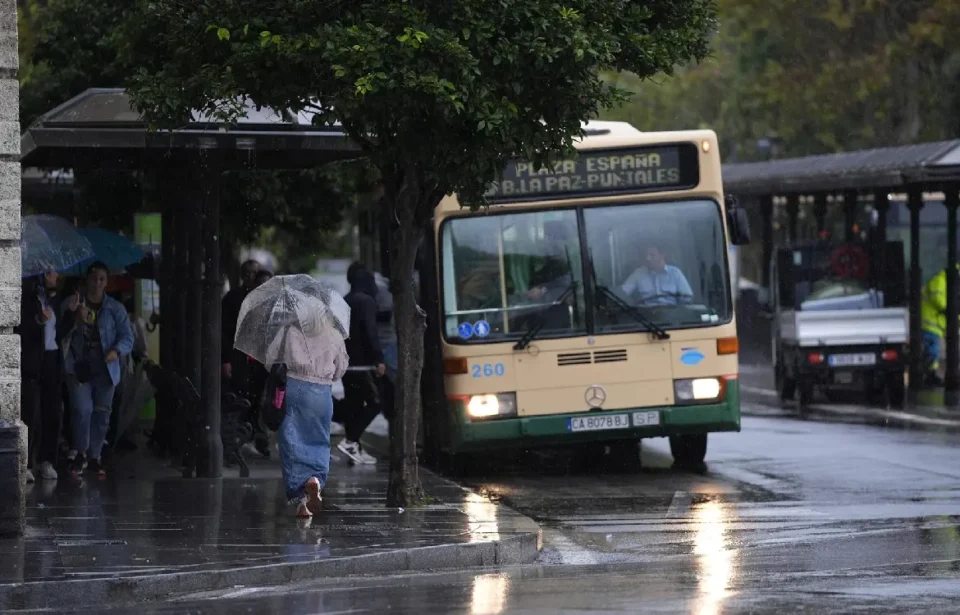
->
466, 393, 518, 419
674, 378, 723, 404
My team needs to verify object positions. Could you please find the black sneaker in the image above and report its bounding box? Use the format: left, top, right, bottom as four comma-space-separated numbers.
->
87, 458, 106, 479
70, 454, 88, 477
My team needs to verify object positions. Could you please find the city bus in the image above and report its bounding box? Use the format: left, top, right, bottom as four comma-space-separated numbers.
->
414, 121, 750, 469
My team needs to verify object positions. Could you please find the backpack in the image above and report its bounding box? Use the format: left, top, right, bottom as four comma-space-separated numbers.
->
261, 329, 289, 431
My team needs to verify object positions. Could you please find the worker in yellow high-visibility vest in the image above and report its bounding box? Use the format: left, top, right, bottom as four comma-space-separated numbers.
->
921, 266, 960, 386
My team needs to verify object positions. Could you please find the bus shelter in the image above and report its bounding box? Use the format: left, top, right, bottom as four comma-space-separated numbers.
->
722, 140, 960, 404
21, 88, 363, 476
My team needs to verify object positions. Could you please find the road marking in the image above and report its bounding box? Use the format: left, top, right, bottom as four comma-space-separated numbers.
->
665, 490, 691, 518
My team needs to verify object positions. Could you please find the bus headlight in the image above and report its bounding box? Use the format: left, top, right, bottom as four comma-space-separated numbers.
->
466, 393, 518, 419
674, 378, 723, 404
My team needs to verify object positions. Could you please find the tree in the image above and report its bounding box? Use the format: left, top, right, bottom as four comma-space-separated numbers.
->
116, 0, 717, 506
18, 0, 369, 263
602, 0, 960, 161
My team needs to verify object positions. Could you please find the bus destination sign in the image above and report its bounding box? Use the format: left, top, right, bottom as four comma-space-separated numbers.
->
483, 143, 697, 201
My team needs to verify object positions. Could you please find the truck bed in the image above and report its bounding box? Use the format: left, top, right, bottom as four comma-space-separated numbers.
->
778, 308, 909, 348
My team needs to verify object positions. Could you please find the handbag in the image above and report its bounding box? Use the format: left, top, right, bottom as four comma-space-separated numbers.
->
261, 329, 289, 432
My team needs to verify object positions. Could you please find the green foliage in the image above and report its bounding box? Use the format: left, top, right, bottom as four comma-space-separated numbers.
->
120, 0, 717, 212
602, 0, 960, 160
18, 0, 370, 261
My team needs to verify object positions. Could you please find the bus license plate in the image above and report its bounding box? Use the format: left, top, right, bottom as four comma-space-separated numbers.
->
632, 411, 660, 426
568, 414, 631, 433
828, 353, 876, 367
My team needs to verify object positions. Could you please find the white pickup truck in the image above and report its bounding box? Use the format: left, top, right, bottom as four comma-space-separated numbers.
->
771, 243, 908, 409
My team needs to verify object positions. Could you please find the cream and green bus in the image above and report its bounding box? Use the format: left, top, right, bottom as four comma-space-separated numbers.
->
415, 121, 750, 469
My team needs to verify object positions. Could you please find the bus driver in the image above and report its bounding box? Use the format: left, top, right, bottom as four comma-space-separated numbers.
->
620, 241, 694, 306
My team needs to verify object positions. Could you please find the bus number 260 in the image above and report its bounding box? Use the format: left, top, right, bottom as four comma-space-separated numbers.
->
472, 363, 506, 378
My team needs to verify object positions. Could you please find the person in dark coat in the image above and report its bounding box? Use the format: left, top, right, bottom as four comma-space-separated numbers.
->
221, 259, 260, 392
18, 271, 71, 481
336, 267, 386, 465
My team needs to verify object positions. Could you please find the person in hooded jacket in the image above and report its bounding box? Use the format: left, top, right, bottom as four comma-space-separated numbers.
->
337, 267, 386, 465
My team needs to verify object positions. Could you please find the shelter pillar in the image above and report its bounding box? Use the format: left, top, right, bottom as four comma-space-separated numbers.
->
198, 165, 223, 477
152, 169, 178, 452
944, 189, 960, 406
907, 188, 925, 393
186, 178, 204, 391
814, 194, 828, 236
786, 194, 799, 244
873, 190, 889, 287
760, 195, 774, 290
844, 190, 858, 242
174, 193, 190, 374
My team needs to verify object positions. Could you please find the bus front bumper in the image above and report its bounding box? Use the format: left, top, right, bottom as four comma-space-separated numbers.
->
445, 381, 741, 453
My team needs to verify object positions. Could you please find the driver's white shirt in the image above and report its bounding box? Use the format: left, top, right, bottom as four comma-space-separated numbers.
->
620, 265, 693, 305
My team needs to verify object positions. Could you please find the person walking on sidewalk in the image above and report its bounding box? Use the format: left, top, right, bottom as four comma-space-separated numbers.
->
18, 271, 71, 482
63, 261, 135, 478
338, 267, 386, 465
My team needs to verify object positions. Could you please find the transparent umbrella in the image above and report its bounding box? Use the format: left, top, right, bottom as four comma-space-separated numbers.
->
234, 274, 351, 372
20, 214, 94, 278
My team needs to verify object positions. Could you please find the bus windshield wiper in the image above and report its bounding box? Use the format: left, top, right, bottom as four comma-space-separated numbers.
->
513, 282, 578, 351
594, 283, 670, 340
587, 251, 670, 340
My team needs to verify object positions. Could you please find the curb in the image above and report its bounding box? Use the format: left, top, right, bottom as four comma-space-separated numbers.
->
741, 394, 960, 435
0, 535, 540, 611
0, 435, 543, 611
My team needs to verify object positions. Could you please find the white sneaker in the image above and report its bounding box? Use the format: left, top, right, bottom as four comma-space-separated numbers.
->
355, 447, 377, 465
337, 440, 364, 465
24, 469, 35, 483
330, 422, 345, 436
38, 461, 58, 480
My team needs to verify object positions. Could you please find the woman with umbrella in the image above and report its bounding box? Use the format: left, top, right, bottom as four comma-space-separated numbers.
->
235, 275, 349, 518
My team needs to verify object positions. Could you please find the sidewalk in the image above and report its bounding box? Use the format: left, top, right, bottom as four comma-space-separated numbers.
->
739, 363, 960, 432
0, 431, 541, 611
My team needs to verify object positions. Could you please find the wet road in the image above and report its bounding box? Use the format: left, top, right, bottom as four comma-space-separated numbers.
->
58, 405, 960, 614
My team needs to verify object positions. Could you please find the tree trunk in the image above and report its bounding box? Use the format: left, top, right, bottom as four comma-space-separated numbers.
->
386, 215, 427, 507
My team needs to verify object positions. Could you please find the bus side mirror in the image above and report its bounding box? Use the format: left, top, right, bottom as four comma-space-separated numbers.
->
726, 196, 751, 246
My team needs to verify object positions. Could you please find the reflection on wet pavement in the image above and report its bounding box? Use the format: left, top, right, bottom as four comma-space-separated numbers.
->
0, 450, 533, 586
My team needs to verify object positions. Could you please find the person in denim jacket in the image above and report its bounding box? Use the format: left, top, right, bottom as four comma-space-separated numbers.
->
62, 261, 134, 477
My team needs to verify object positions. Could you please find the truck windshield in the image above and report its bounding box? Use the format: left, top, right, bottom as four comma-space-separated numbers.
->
440, 210, 586, 342
583, 199, 732, 332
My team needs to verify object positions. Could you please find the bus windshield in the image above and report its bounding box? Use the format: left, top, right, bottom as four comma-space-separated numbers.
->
441, 210, 586, 341
440, 199, 731, 342
584, 199, 731, 333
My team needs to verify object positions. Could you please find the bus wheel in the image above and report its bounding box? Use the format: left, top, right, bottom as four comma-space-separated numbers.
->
669, 434, 707, 469
437, 451, 475, 478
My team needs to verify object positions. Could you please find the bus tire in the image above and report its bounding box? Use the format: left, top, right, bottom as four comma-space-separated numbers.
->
670, 434, 707, 468
886, 373, 906, 408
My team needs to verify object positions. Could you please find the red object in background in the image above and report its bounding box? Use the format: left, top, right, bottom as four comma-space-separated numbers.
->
107, 276, 135, 294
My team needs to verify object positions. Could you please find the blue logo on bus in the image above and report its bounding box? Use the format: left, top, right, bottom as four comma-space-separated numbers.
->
680, 348, 705, 365
457, 322, 474, 340
474, 320, 490, 338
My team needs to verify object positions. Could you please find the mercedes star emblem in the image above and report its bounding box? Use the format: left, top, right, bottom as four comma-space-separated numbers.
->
585, 385, 607, 408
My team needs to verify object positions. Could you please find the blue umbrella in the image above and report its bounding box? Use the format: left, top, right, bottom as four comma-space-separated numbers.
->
62, 228, 144, 275
20, 214, 95, 278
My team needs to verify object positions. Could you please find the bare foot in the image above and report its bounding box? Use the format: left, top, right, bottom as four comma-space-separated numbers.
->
305, 477, 323, 515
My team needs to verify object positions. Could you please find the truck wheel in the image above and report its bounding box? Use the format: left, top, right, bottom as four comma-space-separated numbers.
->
670, 434, 707, 469
797, 381, 814, 414
886, 374, 906, 408
776, 363, 796, 405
